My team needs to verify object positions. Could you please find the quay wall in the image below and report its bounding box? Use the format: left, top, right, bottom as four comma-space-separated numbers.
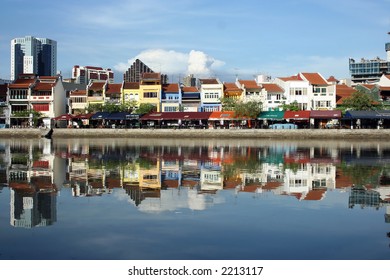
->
1, 128, 390, 140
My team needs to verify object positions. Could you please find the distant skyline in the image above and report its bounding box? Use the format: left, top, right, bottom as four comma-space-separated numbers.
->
0, 0, 389, 82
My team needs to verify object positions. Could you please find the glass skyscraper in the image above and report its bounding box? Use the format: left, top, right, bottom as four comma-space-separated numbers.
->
10, 36, 57, 81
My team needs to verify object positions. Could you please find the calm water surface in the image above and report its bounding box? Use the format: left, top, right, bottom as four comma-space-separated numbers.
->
0, 138, 390, 260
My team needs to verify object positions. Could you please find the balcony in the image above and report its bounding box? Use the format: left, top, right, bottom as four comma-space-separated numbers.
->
87, 96, 104, 102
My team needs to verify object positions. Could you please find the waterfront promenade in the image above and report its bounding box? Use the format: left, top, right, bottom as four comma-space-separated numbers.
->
1, 127, 390, 140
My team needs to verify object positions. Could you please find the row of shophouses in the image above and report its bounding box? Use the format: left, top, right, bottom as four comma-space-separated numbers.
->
2, 71, 390, 127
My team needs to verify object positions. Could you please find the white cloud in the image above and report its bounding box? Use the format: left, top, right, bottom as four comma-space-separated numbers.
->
114, 49, 225, 78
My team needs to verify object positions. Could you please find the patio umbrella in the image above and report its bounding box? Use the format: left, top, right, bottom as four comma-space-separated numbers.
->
73, 113, 93, 119
53, 114, 74, 120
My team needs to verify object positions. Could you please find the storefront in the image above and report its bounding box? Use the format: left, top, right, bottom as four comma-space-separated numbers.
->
310, 110, 342, 129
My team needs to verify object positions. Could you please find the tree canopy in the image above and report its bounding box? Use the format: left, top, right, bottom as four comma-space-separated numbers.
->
341, 90, 381, 111
220, 97, 262, 119
280, 100, 299, 111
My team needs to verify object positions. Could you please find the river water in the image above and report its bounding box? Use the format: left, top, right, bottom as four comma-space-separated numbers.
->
0, 138, 389, 260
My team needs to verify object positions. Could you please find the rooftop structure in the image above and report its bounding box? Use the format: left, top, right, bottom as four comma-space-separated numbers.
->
349, 33, 390, 84
72, 65, 114, 85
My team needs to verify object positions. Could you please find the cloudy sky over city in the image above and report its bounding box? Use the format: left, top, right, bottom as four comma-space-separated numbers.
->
0, 0, 389, 82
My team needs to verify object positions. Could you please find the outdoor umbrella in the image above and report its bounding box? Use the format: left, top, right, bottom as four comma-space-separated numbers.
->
53, 114, 74, 120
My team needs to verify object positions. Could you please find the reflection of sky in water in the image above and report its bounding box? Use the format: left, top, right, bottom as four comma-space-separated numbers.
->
0, 138, 389, 260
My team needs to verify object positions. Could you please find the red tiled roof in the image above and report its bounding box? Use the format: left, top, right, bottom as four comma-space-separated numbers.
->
8, 83, 32, 89
89, 82, 105, 91
336, 84, 355, 105
105, 83, 122, 94
182, 86, 199, 93
300, 72, 328, 85
262, 181, 283, 190
224, 82, 242, 96
238, 80, 261, 90
34, 81, 54, 91
8, 77, 36, 89
303, 189, 326, 201
327, 76, 339, 83
278, 75, 303, 82
70, 89, 87, 96
38, 76, 58, 80
123, 82, 140, 89
380, 86, 390, 91
261, 83, 284, 92
224, 82, 241, 91
360, 84, 377, 90
162, 83, 179, 92
162, 180, 179, 189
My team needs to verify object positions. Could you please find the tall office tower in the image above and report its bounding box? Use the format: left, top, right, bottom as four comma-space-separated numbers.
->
10, 36, 57, 81
123, 59, 155, 82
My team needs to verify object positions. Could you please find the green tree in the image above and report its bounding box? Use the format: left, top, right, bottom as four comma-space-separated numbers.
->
135, 103, 157, 115
341, 90, 380, 111
235, 100, 262, 119
12, 109, 42, 126
220, 97, 237, 111
220, 97, 262, 119
280, 100, 299, 111
85, 103, 103, 113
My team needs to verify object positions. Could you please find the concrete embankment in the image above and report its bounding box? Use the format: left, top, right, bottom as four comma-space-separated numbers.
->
1, 128, 390, 140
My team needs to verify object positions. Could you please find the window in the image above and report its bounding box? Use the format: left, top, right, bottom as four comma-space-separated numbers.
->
144, 92, 157, 98
204, 92, 219, 99
32, 103, 49, 111
290, 88, 307, 96
164, 106, 177, 112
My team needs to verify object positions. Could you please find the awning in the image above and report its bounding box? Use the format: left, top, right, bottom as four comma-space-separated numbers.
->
209, 111, 238, 120
140, 112, 211, 121
90, 112, 111, 120
310, 110, 341, 119
105, 112, 131, 120
53, 114, 74, 121
73, 113, 94, 119
345, 110, 390, 119
284, 110, 311, 120
257, 111, 284, 120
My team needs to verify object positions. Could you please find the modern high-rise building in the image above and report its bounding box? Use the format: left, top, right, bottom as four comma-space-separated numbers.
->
10, 36, 57, 81
349, 35, 390, 84
72, 65, 114, 84
124, 59, 169, 84
123, 59, 155, 83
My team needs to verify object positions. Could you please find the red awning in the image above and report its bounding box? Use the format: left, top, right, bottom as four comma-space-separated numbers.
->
284, 111, 311, 120
310, 110, 341, 119
73, 113, 94, 119
209, 111, 237, 120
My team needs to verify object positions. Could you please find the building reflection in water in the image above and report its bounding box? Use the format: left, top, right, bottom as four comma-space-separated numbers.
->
1, 139, 390, 226
5, 139, 57, 228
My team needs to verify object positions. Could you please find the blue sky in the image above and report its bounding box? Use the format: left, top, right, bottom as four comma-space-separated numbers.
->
0, 0, 389, 82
